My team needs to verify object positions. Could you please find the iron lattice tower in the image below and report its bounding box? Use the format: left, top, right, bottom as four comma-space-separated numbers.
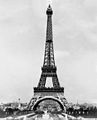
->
35, 5, 63, 90
27, 5, 67, 111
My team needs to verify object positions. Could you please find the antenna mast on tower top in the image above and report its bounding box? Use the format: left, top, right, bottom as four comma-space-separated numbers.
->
47, 0, 52, 6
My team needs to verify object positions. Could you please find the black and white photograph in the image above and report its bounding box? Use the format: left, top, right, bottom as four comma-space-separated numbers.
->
0, 0, 97, 119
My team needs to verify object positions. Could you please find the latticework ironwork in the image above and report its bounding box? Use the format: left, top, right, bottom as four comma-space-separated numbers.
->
37, 5, 61, 88
27, 5, 67, 111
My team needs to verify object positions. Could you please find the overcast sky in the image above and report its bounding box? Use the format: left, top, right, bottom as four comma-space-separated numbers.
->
0, 0, 97, 104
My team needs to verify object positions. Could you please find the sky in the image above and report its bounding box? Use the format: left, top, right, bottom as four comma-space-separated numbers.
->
0, 0, 97, 104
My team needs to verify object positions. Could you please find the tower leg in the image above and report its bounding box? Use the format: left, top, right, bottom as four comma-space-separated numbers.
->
38, 75, 46, 88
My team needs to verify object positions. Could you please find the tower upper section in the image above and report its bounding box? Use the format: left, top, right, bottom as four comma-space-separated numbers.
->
42, 4, 55, 67
46, 5, 53, 42
34, 4, 64, 91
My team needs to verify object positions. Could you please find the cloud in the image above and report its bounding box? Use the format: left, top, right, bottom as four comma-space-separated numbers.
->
59, 51, 97, 103
55, 50, 70, 59
0, 0, 97, 103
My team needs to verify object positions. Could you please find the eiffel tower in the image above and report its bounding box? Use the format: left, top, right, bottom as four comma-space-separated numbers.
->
28, 5, 67, 112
